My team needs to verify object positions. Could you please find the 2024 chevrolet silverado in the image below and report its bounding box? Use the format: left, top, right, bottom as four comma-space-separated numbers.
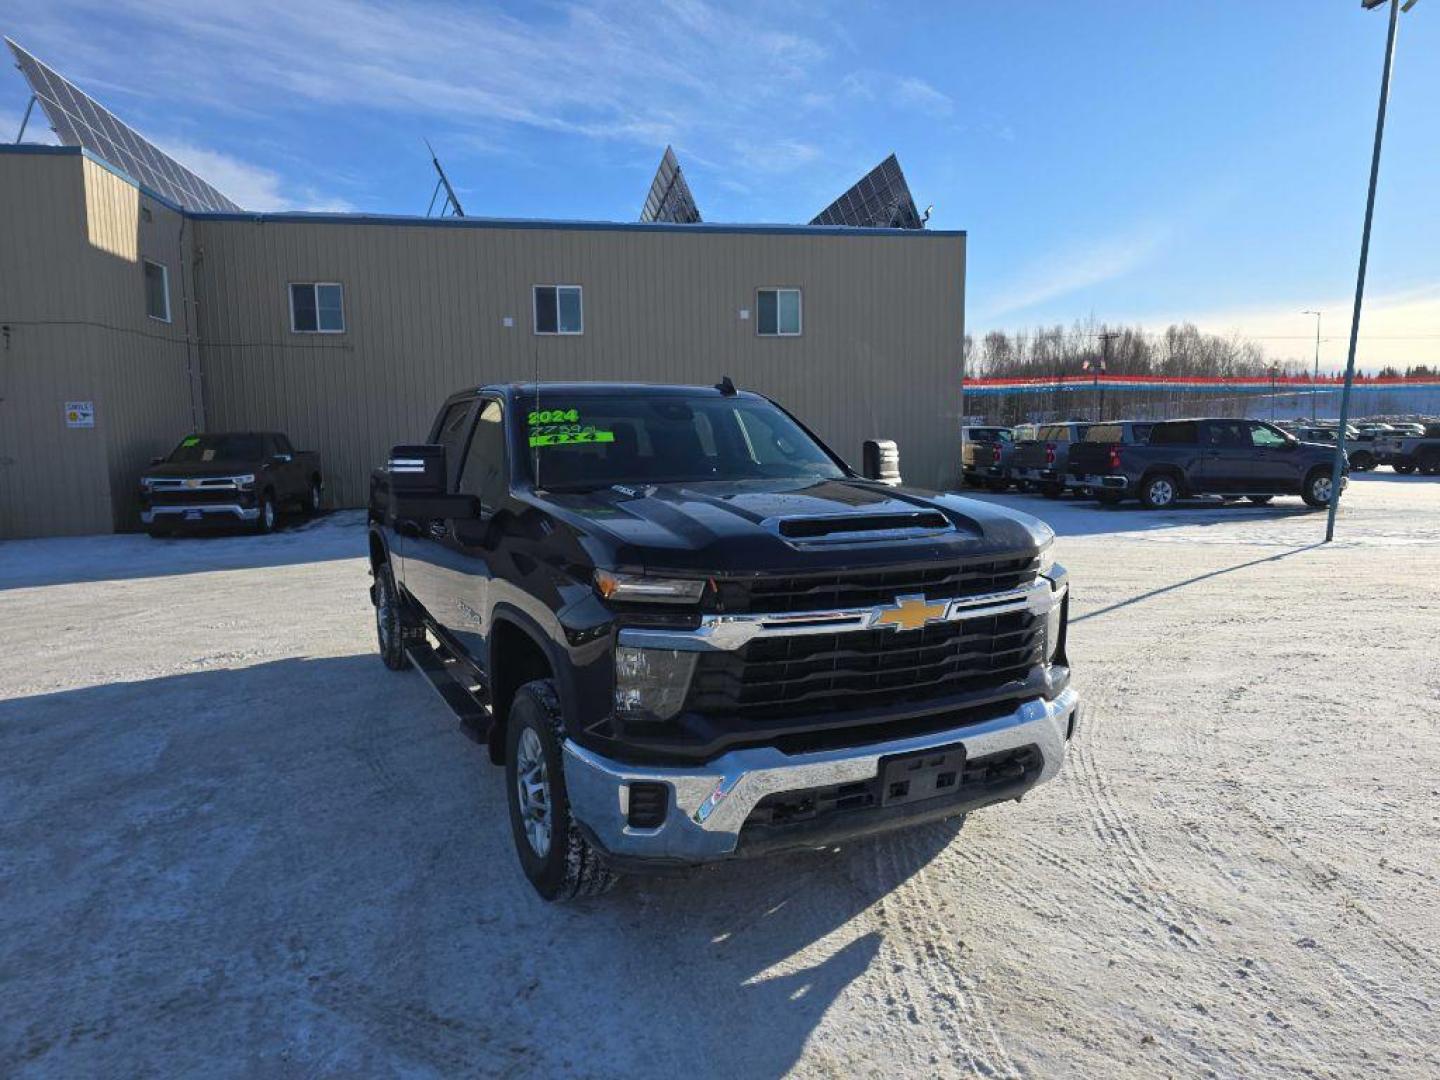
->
140, 432, 323, 536
367, 382, 1078, 901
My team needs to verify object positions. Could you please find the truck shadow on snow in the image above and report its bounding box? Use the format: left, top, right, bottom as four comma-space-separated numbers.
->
1, 653, 963, 1077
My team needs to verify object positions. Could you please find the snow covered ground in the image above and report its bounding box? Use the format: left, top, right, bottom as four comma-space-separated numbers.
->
2, 475, 1437, 1077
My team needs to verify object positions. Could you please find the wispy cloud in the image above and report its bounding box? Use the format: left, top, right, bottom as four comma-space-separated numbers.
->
157, 139, 354, 212
11, 0, 841, 179
843, 71, 953, 118
976, 223, 1172, 322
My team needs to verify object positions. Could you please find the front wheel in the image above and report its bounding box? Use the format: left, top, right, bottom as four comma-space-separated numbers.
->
1393, 462, 1417, 475
1302, 469, 1337, 509
254, 492, 276, 534
506, 681, 617, 902
374, 563, 410, 671
1139, 474, 1178, 510
303, 478, 323, 514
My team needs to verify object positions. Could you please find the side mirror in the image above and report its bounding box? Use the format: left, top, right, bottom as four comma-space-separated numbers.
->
386, 443, 447, 495
273, 452, 293, 464
862, 439, 902, 485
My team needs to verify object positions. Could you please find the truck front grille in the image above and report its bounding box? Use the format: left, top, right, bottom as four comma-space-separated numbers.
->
709, 556, 1038, 615
685, 610, 1041, 720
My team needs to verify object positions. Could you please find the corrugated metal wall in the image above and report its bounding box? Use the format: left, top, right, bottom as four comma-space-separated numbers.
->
191, 218, 965, 506
0, 150, 195, 538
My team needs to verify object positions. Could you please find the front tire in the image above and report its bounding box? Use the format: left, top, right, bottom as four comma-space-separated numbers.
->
1302, 468, 1336, 509
254, 491, 276, 534
1139, 473, 1178, 510
303, 478, 323, 514
374, 563, 411, 671
505, 681, 617, 903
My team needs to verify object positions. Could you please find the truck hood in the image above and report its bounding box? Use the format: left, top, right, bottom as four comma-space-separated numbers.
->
531, 478, 1053, 574
142, 460, 259, 479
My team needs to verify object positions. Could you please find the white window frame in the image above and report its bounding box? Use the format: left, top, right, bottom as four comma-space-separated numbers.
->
289, 281, 346, 334
532, 284, 584, 336
143, 259, 171, 323
756, 287, 802, 337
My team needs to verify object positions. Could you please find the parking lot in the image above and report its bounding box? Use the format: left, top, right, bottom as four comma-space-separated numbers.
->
2, 474, 1438, 1078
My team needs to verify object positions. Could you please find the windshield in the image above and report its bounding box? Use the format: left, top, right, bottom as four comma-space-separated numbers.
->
166, 434, 263, 463
515, 392, 848, 491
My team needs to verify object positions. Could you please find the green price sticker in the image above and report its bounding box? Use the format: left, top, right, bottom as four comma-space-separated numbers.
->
529, 429, 616, 448
181, 436, 200, 447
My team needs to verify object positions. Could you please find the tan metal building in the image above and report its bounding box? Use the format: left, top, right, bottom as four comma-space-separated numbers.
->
1, 145, 965, 538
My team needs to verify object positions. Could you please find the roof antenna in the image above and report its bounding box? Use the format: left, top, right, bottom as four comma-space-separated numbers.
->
424, 138, 465, 217
716, 375, 737, 396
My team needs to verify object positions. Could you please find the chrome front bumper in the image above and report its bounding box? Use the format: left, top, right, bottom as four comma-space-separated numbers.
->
563, 686, 1079, 865
141, 503, 260, 523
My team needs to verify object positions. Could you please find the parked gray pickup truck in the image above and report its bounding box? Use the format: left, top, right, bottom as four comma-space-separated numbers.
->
960, 426, 1014, 491
1069, 418, 1344, 509
1373, 424, 1440, 475
1010, 423, 1090, 498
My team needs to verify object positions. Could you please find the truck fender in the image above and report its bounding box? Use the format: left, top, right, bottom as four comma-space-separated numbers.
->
487, 605, 575, 767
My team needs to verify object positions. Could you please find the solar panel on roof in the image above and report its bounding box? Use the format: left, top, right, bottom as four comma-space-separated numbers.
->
810, 153, 923, 230
5, 37, 243, 212
640, 145, 701, 224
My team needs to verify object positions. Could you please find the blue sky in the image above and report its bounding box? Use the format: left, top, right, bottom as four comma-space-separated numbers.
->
4, 0, 1437, 369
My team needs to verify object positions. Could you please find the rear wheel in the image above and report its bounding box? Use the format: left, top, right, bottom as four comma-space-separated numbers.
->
505, 680, 617, 902
1139, 473, 1178, 510
1394, 462, 1417, 475
1302, 468, 1336, 509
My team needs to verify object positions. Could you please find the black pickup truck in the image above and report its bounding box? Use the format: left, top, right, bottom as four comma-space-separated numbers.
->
140, 432, 323, 536
367, 382, 1079, 901
1068, 417, 1344, 509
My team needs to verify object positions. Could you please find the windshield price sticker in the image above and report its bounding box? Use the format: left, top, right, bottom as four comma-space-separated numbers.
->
530, 428, 615, 448
527, 407, 615, 448
180, 436, 201, 447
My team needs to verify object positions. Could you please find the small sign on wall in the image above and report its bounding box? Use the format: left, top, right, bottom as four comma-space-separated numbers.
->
65, 401, 95, 428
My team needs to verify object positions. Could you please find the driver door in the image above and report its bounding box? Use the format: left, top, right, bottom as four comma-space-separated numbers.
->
403, 397, 507, 666
1246, 422, 1298, 493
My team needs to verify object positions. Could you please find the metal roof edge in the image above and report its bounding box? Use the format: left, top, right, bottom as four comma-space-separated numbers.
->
0, 145, 966, 237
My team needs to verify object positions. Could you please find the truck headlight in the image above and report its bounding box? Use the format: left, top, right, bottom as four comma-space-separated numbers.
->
595, 570, 705, 604
1037, 544, 1055, 578
614, 646, 698, 721
139, 477, 157, 491
233, 473, 256, 487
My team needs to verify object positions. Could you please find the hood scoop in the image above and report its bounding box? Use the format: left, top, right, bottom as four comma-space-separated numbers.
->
773, 510, 954, 546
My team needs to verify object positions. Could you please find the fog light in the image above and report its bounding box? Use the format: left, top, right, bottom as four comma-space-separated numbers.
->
627, 782, 669, 828
614, 646, 698, 722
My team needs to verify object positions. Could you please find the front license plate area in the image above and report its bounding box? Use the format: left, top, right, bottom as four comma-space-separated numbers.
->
879, 744, 966, 807
184, 510, 202, 521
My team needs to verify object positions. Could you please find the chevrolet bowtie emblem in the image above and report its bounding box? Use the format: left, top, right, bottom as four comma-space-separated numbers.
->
873, 595, 949, 632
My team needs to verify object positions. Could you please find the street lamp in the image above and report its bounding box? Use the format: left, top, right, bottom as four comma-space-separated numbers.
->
1302, 310, 1321, 422
1327, 0, 1420, 543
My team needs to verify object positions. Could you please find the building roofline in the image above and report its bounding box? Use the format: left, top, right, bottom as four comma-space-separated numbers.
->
0, 142, 965, 238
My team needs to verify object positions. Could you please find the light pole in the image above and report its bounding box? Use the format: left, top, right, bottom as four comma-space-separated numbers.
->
1327, 0, 1419, 544
1302, 310, 1322, 422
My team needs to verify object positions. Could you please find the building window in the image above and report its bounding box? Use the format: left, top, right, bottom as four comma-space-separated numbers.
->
534, 285, 583, 335
290, 282, 345, 333
757, 288, 801, 336
144, 260, 171, 323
